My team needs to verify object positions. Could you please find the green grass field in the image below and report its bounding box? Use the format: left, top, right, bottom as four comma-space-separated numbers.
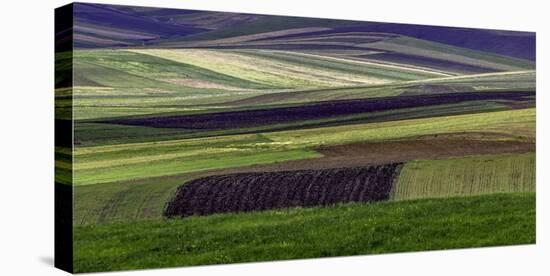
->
73, 193, 535, 273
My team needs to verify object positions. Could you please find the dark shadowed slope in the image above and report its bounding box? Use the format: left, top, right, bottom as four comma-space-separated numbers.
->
170, 17, 535, 61
72, 3, 535, 61
341, 24, 535, 61
178, 19, 534, 61
73, 3, 208, 48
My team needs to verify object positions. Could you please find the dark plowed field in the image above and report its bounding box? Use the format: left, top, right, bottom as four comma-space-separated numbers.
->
164, 165, 402, 218
106, 91, 533, 130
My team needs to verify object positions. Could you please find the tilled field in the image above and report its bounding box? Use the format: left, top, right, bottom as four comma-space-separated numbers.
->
106, 92, 532, 130
164, 164, 402, 218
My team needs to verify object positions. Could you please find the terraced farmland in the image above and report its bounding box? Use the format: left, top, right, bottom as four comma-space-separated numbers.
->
58, 3, 537, 273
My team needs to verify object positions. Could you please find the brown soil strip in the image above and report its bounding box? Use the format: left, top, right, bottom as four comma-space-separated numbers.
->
188, 134, 535, 179
314, 136, 535, 166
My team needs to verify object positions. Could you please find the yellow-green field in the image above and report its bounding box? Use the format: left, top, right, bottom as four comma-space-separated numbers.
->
392, 153, 535, 200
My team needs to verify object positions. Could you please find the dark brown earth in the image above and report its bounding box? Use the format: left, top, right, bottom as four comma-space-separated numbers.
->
164, 164, 402, 218
314, 135, 536, 166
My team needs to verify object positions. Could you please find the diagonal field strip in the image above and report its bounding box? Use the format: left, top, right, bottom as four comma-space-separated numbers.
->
74, 149, 322, 186
265, 108, 535, 146
363, 37, 534, 72
274, 50, 453, 77
128, 49, 396, 87
405, 70, 535, 84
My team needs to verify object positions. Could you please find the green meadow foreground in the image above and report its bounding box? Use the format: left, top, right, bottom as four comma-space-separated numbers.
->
74, 193, 535, 272
55, 9, 536, 272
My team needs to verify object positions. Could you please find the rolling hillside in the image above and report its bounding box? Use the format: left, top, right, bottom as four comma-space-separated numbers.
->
55, 3, 537, 273
71, 3, 536, 61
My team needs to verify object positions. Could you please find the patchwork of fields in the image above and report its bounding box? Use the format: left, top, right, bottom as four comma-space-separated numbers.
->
57, 3, 536, 273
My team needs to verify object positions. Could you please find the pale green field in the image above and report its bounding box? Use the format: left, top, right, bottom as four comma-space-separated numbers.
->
392, 153, 535, 201
129, 49, 385, 87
